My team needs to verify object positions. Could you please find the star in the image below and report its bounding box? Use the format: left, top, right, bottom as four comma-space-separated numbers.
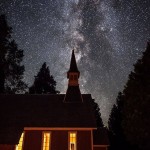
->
1, 0, 150, 124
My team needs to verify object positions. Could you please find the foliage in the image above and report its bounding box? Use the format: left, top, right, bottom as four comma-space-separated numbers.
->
29, 62, 59, 94
108, 92, 123, 136
0, 14, 12, 93
93, 100, 104, 127
0, 14, 27, 93
122, 42, 150, 150
108, 92, 131, 150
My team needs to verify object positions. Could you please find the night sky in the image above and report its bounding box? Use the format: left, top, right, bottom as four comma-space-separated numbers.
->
1, 0, 150, 124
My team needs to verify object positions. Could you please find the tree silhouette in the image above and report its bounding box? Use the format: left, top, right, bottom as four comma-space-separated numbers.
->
5, 40, 27, 93
29, 62, 59, 94
93, 99, 104, 127
0, 14, 12, 93
108, 92, 131, 150
122, 41, 150, 150
0, 14, 27, 93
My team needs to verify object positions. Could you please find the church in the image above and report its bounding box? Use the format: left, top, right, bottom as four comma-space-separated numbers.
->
0, 50, 109, 150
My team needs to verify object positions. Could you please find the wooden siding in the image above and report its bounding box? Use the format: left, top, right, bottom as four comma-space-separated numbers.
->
23, 131, 42, 150
22, 130, 92, 150
51, 131, 68, 150
0, 144, 16, 150
77, 131, 92, 150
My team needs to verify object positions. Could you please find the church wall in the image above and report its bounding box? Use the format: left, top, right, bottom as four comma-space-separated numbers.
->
0, 144, 16, 150
23, 130, 42, 150
51, 130, 68, 150
77, 131, 92, 150
22, 130, 92, 150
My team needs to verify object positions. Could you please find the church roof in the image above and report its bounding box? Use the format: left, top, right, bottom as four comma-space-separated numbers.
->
0, 94, 96, 144
68, 50, 79, 73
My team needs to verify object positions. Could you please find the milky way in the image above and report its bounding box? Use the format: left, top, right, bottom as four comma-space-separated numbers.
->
1, 0, 150, 124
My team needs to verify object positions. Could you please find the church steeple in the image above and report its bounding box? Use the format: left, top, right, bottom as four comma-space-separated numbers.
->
67, 50, 80, 86
64, 50, 83, 102
68, 50, 79, 75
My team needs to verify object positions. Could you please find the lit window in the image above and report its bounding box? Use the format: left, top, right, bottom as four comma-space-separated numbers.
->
16, 133, 24, 150
69, 132, 77, 150
42, 132, 51, 150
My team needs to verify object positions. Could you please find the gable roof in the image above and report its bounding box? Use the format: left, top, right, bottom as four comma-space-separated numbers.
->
0, 94, 96, 144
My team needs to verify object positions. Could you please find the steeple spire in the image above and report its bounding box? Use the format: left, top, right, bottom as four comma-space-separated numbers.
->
67, 49, 80, 77
67, 50, 80, 86
64, 49, 83, 102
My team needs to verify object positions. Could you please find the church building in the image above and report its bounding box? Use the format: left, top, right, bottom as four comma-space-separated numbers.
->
0, 50, 109, 150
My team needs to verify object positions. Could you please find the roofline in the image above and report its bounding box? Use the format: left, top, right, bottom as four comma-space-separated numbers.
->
24, 127, 97, 131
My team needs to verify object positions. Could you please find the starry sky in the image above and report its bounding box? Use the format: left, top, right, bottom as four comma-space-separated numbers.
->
0, 0, 150, 124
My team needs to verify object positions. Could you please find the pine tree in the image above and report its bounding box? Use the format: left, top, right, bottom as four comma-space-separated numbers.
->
108, 92, 131, 150
108, 92, 123, 137
93, 100, 104, 128
29, 62, 59, 94
5, 40, 27, 93
0, 14, 27, 93
93, 100, 104, 127
0, 14, 12, 93
122, 42, 150, 150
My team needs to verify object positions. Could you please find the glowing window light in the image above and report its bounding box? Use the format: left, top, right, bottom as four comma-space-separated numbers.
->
69, 132, 76, 150
43, 132, 50, 150
16, 133, 24, 150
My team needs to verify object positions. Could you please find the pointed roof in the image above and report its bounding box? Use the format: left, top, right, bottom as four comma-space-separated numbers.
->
68, 50, 79, 73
